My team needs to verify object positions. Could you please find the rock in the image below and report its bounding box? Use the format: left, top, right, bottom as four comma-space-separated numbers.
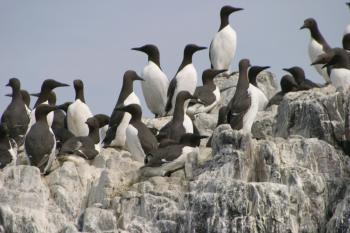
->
82, 207, 117, 232
251, 105, 278, 139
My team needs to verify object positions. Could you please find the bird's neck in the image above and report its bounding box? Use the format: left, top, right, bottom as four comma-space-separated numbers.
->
177, 56, 192, 74
118, 80, 133, 104
75, 88, 85, 103
34, 90, 50, 108
148, 55, 161, 69
173, 100, 185, 122
219, 15, 230, 31
310, 26, 331, 51
88, 126, 100, 144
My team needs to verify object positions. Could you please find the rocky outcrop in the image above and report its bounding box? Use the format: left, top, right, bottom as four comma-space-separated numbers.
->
1, 71, 349, 233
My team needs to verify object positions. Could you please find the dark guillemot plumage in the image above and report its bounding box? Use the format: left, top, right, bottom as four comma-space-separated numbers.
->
165, 44, 206, 115
132, 44, 169, 117
266, 75, 299, 108
103, 70, 142, 148
1, 78, 30, 145
283, 66, 320, 90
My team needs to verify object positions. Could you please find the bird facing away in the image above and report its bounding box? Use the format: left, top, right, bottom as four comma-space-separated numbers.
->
311, 48, 350, 90
24, 104, 58, 175
5, 89, 31, 115
28, 79, 69, 130
248, 66, 270, 111
158, 91, 198, 143
227, 59, 258, 133
1, 78, 30, 145
165, 44, 206, 115
209, 5, 243, 77
187, 69, 227, 117
266, 75, 299, 108
103, 70, 142, 148
115, 104, 158, 162
132, 44, 169, 118
283, 66, 320, 90
0, 123, 17, 169
300, 18, 332, 83
67, 79, 93, 137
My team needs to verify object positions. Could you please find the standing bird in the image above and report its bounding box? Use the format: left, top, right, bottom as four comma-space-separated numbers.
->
266, 75, 299, 108
1, 78, 30, 145
227, 59, 258, 133
158, 91, 198, 143
283, 66, 320, 90
24, 104, 58, 174
209, 5, 243, 76
59, 116, 105, 160
115, 104, 158, 162
311, 48, 350, 90
248, 66, 270, 111
187, 69, 227, 117
67, 79, 93, 137
103, 70, 142, 148
300, 18, 331, 83
0, 123, 17, 169
94, 114, 110, 145
132, 44, 169, 117
165, 44, 207, 115
28, 79, 69, 129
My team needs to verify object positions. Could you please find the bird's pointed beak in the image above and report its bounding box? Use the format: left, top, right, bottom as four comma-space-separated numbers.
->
282, 68, 290, 73
131, 47, 143, 52
261, 66, 271, 71
300, 23, 307, 30
4, 94, 11, 97
196, 46, 207, 52
30, 93, 41, 97
5, 83, 10, 87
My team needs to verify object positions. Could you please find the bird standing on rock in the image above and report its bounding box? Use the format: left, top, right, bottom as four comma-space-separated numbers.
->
266, 75, 299, 108
209, 5, 243, 77
248, 66, 270, 111
165, 44, 206, 115
132, 44, 169, 118
103, 70, 142, 148
283, 66, 320, 90
1, 78, 30, 145
67, 79, 93, 137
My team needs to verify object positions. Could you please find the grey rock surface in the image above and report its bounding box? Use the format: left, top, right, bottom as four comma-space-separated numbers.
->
1, 72, 350, 233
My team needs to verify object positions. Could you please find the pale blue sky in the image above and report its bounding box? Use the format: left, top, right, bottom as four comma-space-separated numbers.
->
0, 1, 348, 117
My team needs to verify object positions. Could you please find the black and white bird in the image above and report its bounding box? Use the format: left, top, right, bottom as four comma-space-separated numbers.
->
132, 44, 169, 117
209, 5, 243, 76
0, 123, 17, 169
5, 89, 31, 116
266, 75, 299, 108
103, 70, 142, 148
300, 18, 332, 83
158, 91, 198, 143
67, 79, 93, 137
311, 48, 350, 90
28, 79, 69, 130
115, 104, 158, 162
187, 69, 227, 116
227, 59, 258, 133
248, 66, 270, 111
165, 44, 206, 115
59, 116, 103, 160
1, 78, 30, 145
144, 133, 206, 169
24, 104, 58, 174
283, 66, 320, 90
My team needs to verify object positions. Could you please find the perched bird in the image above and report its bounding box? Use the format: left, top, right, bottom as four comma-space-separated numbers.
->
5, 89, 31, 115
52, 102, 74, 149
1, 78, 30, 145
300, 18, 331, 83
283, 66, 320, 90
59, 116, 103, 160
94, 114, 110, 145
67, 79, 93, 137
28, 79, 69, 129
158, 91, 198, 143
115, 104, 158, 162
311, 48, 350, 90
165, 44, 207, 115
187, 69, 227, 116
103, 70, 142, 148
0, 123, 17, 169
24, 104, 58, 174
144, 133, 206, 168
206, 106, 228, 147
132, 44, 169, 117
209, 5, 243, 76
227, 59, 258, 133
266, 75, 299, 108
248, 66, 270, 111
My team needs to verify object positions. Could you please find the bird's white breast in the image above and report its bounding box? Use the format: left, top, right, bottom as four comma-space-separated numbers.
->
242, 85, 259, 133
330, 68, 350, 90
67, 99, 93, 137
141, 61, 169, 116
125, 124, 145, 162
210, 25, 237, 72
308, 38, 330, 83
43, 127, 56, 174
250, 85, 268, 111
344, 24, 350, 35
27, 100, 54, 133
183, 114, 194, 133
